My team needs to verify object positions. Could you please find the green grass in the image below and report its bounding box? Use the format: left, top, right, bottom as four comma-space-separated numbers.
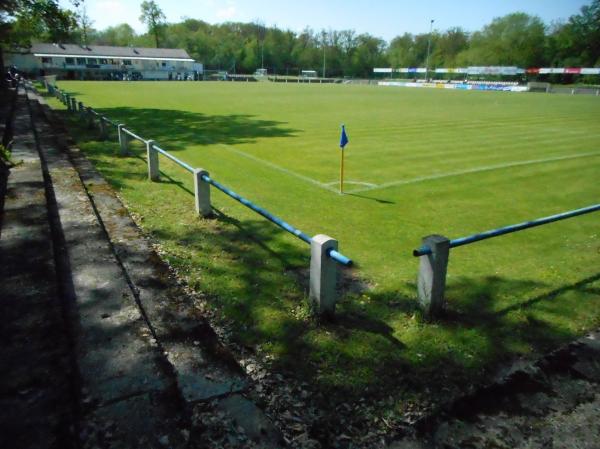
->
46, 81, 600, 406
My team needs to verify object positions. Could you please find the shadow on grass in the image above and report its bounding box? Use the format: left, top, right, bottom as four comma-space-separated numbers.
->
90, 106, 298, 152
346, 192, 396, 205
52, 104, 600, 406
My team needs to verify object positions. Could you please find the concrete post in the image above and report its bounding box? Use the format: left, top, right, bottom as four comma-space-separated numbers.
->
71, 97, 77, 112
146, 140, 159, 181
65, 94, 71, 109
417, 235, 450, 319
99, 117, 108, 140
309, 234, 338, 318
118, 124, 128, 155
86, 107, 95, 129
78, 102, 85, 120
193, 169, 212, 217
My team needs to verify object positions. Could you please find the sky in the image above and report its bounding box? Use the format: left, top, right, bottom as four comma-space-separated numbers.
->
61, 0, 591, 42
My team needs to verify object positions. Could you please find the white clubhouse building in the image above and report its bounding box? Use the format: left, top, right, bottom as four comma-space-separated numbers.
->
7, 43, 203, 80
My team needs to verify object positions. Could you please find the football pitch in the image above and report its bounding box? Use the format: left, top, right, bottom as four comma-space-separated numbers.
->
51, 81, 600, 395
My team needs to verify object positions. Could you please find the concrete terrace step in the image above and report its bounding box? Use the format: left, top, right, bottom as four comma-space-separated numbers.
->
25, 85, 284, 448
25, 88, 189, 448
0, 89, 76, 448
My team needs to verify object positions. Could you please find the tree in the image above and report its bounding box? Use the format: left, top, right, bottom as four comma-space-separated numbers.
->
76, 2, 94, 46
457, 13, 546, 67
140, 0, 165, 48
93, 23, 137, 46
1, 0, 79, 87
434, 28, 469, 67
387, 33, 416, 68
549, 0, 600, 67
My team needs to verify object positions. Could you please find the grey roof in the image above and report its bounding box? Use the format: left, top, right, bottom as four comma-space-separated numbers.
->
31, 43, 193, 60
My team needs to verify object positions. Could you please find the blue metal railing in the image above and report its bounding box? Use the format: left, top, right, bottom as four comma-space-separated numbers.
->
153, 144, 195, 173
413, 203, 600, 257
122, 127, 147, 144
202, 174, 353, 266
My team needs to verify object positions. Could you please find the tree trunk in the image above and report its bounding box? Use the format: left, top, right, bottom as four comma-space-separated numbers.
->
0, 46, 7, 89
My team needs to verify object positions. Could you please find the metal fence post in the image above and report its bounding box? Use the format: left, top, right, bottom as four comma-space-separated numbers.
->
118, 124, 128, 155
310, 234, 338, 318
146, 140, 159, 181
417, 235, 450, 319
193, 169, 212, 217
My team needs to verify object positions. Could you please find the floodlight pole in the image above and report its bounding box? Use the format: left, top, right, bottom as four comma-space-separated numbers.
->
425, 19, 434, 81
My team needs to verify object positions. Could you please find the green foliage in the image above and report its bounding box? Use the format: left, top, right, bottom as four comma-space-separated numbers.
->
548, 0, 600, 67
457, 13, 547, 67
139, 0, 165, 48
0, 143, 16, 167
92, 23, 137, 47
1, 0, 78, 47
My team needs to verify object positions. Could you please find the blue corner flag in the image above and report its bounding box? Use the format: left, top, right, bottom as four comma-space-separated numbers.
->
340, 124, 349, 150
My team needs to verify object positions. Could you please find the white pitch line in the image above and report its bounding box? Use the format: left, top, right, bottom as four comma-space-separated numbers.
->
199, 137, 338, 193
325, 180, 378, 187
347, 151, 600, 194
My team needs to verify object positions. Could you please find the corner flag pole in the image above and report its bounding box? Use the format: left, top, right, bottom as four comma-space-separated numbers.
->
340, 149, 345, 194
339, 124, 349, 194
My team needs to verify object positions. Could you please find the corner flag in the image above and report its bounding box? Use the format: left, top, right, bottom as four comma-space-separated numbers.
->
340, 124, 349, 149
339, 124, 348, 194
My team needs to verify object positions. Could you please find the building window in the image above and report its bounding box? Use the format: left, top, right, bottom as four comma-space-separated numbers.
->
99, 58, 108, 64
87, 58, 97, 64
161, 62, 166, 67
76, 58, 86, 65
123, 60, 132, 65
41, 57, 52, 63
65, 58, 74, 64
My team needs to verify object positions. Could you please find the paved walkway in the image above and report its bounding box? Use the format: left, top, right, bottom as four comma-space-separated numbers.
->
0, 86, 282, 448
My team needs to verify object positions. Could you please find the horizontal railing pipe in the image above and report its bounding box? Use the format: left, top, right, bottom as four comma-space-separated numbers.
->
329, 249, 352, 266
414, 203, 600, 257
201, 174, 352, 266
202, 174, 311, 244
122, 128, 148, 144
153, 144, 195, 173
102, 117, 117, 127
